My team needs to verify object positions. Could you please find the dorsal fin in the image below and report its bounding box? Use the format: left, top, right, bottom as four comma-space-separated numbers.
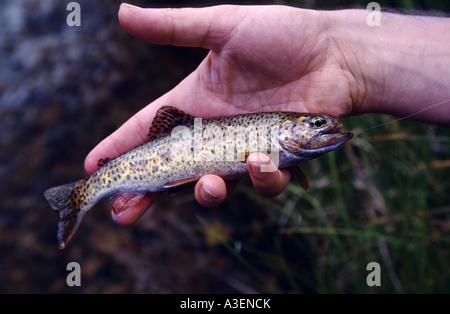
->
148, 106, 196, 140
97, 157, 111, 167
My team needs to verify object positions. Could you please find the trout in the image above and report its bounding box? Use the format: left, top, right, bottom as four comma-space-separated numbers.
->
44, 106, 353, 248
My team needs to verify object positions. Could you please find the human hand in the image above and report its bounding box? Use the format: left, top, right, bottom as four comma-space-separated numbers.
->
84, 4, 363, 225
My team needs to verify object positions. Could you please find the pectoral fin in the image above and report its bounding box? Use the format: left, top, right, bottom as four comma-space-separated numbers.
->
288, 165, 310, 192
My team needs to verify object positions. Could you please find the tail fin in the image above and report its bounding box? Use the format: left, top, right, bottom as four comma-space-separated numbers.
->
44, 180, 87, 249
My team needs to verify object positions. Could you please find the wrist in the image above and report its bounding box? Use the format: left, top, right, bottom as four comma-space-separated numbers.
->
326, 9, 450, 125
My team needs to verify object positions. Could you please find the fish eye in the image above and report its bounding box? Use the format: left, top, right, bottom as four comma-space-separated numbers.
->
310, 116, 326, 128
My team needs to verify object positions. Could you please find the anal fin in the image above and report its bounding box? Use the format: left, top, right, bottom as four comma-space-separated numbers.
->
163, 177, 200, 189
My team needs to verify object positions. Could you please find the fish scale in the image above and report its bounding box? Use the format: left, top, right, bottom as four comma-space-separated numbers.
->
44, 106, 353, 248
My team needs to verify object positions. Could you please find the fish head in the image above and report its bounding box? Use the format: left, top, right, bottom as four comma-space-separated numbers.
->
278, 113, 353, 159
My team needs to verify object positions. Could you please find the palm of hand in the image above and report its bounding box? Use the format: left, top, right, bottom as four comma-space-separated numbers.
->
170, 6, 353, 118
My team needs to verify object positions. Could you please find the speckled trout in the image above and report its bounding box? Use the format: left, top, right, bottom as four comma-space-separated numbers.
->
44, 106, 353, 248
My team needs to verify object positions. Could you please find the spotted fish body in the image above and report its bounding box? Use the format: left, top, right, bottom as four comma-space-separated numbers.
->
44, 106, 353, 248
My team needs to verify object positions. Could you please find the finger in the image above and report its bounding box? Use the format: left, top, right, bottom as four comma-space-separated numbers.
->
84, 104, 158, 174
84, 112, 151, 174
194, 174, 228, 207
118, 3, 237, 50
111, 192, 162, 225
247, 152, 291, 197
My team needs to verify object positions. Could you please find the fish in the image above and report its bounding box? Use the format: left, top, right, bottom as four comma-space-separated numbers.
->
44, 106, 353, 249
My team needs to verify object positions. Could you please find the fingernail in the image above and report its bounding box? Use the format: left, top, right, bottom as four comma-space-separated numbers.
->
200, 183, 220, 202
111, 193, 142, 217
111, 200, 128, 218
249, 153, 276, 177
248, 152, 271, 165
120, 3, 141, 9
111, 210, 120, 225
249, 162, 264, 179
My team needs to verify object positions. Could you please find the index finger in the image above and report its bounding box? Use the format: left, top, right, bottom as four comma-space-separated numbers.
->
84, 104, 160, 174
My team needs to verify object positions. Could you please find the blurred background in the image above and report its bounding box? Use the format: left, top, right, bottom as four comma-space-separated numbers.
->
0, 0, 449, 293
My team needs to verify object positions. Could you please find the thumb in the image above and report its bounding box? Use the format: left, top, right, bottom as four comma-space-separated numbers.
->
118, 3, 236, 50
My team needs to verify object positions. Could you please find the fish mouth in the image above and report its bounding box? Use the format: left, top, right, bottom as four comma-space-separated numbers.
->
309, 123, 353, 150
